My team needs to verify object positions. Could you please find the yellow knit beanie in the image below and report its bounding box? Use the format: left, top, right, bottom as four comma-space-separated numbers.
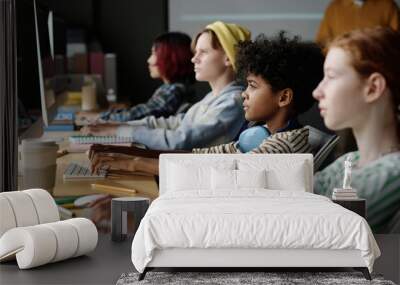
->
206, 21, 251, 71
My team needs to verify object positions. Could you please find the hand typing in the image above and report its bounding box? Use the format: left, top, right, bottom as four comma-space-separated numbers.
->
75, 111, 101, 126
89, 152, 139, 174
80, 124, 119, 136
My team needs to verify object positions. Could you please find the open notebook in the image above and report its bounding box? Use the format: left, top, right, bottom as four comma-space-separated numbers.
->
67, 135, 144, 153
69, 135, 136, 144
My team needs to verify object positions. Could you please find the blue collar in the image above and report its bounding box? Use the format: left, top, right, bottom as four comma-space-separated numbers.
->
238, 119, 300, 153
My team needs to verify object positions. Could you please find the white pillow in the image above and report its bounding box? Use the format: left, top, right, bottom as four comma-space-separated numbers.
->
166, 160, 236, 192
211, 168, 236, 190
237, 169, 267, 189
267, 165, 307, 191
238, 160, 310, 192
211, 168, 267, 190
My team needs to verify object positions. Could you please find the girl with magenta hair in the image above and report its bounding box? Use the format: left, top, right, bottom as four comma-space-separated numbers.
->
313, 27, 400, 233
82, 32, 195, 123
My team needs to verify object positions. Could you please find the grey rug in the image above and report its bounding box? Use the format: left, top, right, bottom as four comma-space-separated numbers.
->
116, 271, 395, 285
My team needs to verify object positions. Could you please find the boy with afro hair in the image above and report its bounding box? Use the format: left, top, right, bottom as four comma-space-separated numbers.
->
193, 31, 324, 154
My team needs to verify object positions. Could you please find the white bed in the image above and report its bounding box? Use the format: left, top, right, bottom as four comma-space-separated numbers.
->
131, 154, 380, 280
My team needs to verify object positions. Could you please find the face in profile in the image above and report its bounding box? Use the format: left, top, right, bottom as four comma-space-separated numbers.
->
241, 74, 281, 122
147, 46, 161, 79
191, 32, 229, 82
313, 47, 367, 131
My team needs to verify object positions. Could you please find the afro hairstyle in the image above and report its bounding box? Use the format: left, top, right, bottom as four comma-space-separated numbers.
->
236, 31, 324, 115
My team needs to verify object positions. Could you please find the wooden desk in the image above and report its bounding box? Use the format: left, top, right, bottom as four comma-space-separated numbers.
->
45, 131, 159, 200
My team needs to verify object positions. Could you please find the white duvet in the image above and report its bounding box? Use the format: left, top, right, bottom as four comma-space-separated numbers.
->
131, 190, 380, 273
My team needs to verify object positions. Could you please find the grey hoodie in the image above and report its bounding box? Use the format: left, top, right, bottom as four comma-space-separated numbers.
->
116, 81, 245, 150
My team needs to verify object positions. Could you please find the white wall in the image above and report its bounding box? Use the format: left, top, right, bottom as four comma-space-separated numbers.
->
169, 0, 400, 40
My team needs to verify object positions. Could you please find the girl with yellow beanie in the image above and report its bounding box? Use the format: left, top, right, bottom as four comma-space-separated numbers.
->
83, 21, 251, 152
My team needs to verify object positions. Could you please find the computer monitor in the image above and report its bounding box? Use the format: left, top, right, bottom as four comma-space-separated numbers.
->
33, 0, 57, 127
17, 0, 61, 140
17, 0, 42, 139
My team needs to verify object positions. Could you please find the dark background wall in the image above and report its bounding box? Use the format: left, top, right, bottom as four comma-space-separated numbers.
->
38, 0, 94, 30
94, 0, 168, 104
37, 0, 168, 104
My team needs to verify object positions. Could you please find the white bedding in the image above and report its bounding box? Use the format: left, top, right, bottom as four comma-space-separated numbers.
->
131, 190, 380, 273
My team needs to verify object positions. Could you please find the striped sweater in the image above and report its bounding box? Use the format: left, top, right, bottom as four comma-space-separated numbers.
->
192, 127, 311, 154
314, 151, 400, 233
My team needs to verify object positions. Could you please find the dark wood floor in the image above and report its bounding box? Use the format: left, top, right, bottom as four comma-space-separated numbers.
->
0, 234, 398, 284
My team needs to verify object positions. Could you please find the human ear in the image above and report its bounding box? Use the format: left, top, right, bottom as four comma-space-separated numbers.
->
224, 55, 232, 67
278, 88, 293, 107
364, 72, 387, 103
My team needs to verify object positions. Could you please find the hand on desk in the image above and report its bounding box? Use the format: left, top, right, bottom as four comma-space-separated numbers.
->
75, 111, 102, 126
80, 123, 120, 136
89, 152, 140, 173
88, 195, 112, 233
88, 144, 161, 176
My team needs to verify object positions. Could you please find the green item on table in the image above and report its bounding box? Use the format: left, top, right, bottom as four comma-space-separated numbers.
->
55, 196, 80, 205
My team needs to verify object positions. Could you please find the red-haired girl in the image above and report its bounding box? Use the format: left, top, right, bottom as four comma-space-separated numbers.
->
313, 27, 400, 233
84, 32, 195, 123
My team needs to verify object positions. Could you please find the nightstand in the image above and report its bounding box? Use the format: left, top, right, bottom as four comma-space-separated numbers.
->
332, 198, 366, 218
111, 197, 150, 242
